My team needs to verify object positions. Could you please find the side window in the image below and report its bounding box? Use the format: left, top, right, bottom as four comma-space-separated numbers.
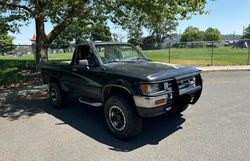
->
76, 45, 97, 67
96, 47, 105, 58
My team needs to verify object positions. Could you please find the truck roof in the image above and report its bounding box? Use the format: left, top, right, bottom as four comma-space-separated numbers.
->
77, 42, 131, 46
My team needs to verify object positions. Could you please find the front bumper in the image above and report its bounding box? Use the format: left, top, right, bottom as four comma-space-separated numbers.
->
136, 104, 172, 117
133, 94, 173, 117
134, 73, 203, 117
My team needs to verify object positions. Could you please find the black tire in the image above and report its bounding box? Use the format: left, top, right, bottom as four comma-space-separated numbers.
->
104, 96, 143, 140
177, 104, 189, 113
49, 82, 68, 109
167, 95, 191, 116
165, 104, 189, 117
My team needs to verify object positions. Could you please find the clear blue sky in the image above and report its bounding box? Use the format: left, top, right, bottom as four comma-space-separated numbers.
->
10, 0, 250, 44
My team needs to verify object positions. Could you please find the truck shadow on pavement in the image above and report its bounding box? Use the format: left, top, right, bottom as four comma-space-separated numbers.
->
0, 99, 44, 121
1, 97, 186, 152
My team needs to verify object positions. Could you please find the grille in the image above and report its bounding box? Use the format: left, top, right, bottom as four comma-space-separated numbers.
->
177, 77, 196, 91
164, 81, 173, 91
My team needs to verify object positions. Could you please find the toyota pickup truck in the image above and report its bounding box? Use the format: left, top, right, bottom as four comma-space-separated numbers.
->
41, 42, 202, 139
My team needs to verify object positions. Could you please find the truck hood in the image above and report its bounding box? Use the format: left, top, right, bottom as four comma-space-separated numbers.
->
103, 61, 200, 82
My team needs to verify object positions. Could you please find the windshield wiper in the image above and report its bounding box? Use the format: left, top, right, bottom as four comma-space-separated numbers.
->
105, 57, 151, 64
105, 60, 121, 64
131, 57, 152, 61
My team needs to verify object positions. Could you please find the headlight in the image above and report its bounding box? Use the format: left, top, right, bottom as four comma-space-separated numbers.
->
140, 83, 163, 95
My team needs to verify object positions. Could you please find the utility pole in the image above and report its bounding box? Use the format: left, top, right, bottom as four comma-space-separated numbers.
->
211, 39, 214, 66
178, 30, 182, 49
248, 47, 250, 65
168, 42, 171, 63
233, 31, 235, 41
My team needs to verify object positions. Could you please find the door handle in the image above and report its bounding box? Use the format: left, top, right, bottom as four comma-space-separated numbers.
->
72, 68, 77, 72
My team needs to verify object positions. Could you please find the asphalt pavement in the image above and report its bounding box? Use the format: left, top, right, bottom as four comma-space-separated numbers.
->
0, 71, 250, 161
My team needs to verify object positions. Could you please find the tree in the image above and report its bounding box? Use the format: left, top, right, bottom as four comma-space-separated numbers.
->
242, 24, 250, 39
112, 33, 125, 42
0, 0, 109, 70
1, 0, 209, 70
180, 26, 205, 42
127, 24, 143, 46
204, 27, 222, 41
0, 31, 15, 55
123, 11, 144, 46
147, 20, 178, 44
143, 35, 157, 44
49, 32, 72, 53
51, 20, 112, 49
90, 23, 112, 41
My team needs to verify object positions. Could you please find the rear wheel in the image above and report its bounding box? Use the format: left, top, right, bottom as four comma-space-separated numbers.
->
104, 96, 143, 140
49, 82, 68, 109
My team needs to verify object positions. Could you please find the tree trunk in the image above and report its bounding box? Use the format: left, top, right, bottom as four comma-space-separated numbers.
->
35, 42, 48, 71
35, 18, 48, 71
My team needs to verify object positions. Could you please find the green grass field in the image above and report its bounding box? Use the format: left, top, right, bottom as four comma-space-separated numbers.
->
0, 53, 72, 60
143, 47, 249, 65
0, 47, 249, 65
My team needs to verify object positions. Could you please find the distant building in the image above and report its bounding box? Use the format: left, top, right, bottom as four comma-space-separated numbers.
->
30, 35, 36, 54
222, 34, 242, 41
30, 35, 36, 44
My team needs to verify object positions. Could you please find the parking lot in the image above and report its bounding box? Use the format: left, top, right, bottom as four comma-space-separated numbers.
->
0, 71, 250, 161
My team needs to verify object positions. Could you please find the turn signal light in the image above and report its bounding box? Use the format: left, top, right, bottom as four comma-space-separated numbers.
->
155, 98, 166, 105
140, 84, 149, 94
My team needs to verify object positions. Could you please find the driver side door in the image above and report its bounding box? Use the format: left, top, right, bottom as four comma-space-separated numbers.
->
70, 45, 103, 100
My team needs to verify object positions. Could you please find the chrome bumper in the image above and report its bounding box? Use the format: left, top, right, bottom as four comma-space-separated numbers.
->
133, 94, 169, 108
133, 86, 201, 108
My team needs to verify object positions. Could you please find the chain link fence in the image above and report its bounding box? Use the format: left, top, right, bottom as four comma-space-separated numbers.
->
141, 39, 250, 66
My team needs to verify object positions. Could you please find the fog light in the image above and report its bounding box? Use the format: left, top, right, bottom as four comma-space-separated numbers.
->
155, 98, 166, 105
165, 107, 172, 111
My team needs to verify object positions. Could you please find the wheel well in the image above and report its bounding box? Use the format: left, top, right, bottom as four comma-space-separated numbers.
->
103, 86, 135, 105
49, 77, 60, 87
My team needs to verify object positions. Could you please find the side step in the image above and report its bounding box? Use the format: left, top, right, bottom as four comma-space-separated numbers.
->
79, 97, 103, 107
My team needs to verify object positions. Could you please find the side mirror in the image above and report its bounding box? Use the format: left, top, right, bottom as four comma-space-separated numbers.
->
79, 59, 89, 66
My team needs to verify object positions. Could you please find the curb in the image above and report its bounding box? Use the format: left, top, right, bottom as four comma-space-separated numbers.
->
197, 65, 250, 72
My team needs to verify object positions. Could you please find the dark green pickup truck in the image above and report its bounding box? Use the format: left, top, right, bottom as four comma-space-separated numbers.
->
41, 42, 202, 139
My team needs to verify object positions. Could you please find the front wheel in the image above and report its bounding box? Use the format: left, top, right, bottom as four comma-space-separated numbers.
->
104, 96, 143, 140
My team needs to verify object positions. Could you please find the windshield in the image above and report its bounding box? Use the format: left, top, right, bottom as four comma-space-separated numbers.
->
94, 44, 148, 64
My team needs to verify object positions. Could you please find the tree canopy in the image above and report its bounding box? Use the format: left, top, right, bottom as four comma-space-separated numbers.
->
127, 22, 143, 46
242, 24, 250, 39
180, 26, 205, 42
51, 20, 112, 49
181, 26, 222, 42
204, 27, 222, 41
0, 0, 209, 69
0, 31, 15, 55
147, 20, 178, 44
